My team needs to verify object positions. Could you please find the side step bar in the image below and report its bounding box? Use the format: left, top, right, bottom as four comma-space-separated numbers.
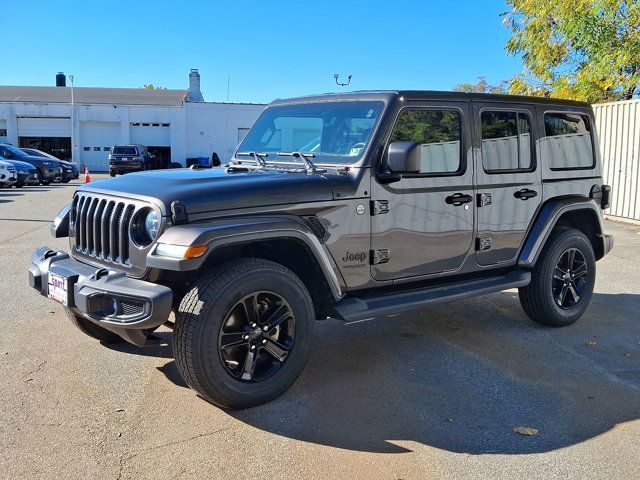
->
333, 270, 531, 323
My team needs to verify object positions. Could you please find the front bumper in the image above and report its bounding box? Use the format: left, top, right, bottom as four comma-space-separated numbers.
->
17, 172, 39, 185
29, 247, 173, 345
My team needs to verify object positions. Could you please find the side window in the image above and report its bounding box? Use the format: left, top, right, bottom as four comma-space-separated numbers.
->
389, 109, 461, 174
481, 111, 532, 172
543, 112, 594, 170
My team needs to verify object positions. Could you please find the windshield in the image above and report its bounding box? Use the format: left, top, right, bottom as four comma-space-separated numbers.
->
237, 101, 384, 165
113, 146, 138, 155
3, 144, 27, 158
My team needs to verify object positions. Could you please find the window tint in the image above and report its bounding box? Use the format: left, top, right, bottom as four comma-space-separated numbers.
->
542, 113, 594, 169
389, 109, 461, 174
481, 111, 532, 172
112, 146, 138, 155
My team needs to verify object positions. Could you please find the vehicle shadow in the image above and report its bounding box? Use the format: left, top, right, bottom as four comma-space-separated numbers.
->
118, 292, 640, 455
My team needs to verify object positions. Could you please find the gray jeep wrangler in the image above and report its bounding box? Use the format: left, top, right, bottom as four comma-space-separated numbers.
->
29, 91, 613, 409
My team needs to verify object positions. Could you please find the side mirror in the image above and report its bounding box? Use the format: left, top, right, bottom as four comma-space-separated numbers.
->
385, 141, 421, 173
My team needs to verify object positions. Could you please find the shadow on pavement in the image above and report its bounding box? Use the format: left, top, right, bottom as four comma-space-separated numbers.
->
112, 291, 640, 455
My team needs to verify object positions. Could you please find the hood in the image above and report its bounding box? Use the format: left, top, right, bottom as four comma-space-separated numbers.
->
15, 155, 59, 166
80, 167, 335, 215
5, 160, 37, 171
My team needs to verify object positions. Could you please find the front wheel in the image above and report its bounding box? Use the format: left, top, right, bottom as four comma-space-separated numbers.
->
519, 228, 596, 327
109, 171, 116, 177
174, 258, 315, 409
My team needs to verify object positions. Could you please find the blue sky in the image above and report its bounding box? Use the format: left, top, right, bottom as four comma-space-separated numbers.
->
5, 0, 521, 104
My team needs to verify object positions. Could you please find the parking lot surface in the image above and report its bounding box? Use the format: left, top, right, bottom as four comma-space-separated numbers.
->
1, 177, 639, 480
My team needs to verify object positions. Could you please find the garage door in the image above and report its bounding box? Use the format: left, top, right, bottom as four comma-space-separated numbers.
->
18, 117, 71, 137
81, 121, 121, 172
130, 123, 170, 146
0, 120, 6, 143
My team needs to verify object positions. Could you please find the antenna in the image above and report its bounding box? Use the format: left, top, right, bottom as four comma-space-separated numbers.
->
334, 73, 352, 92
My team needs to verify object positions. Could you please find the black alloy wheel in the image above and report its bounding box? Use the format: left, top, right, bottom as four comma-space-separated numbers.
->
552, 248, 588, 310
218, 291, 295, 382
519, 227, 596, 327
174, 258, 314, 409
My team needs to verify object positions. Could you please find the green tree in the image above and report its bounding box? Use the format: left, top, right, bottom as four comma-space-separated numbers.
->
502, 0, 640, 102
140, 84, 167, 90
453, 76, 507, 94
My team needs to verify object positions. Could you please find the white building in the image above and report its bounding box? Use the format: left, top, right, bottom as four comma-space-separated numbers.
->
0, 70, 265, 171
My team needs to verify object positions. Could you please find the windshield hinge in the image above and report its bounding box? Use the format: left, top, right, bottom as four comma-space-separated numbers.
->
170, 201, 189, 225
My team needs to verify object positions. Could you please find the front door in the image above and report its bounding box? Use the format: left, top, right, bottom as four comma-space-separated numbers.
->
371, 101, 475, 281
473, 102, 542, 265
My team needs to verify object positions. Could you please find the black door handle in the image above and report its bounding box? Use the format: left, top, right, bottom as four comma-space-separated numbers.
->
445, 193, 473, 206
514, 189, 538, 200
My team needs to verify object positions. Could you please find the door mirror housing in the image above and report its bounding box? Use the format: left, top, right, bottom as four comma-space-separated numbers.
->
385, 141, 421, 174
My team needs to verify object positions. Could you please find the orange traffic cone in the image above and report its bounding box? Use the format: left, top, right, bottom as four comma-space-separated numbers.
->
84, 166, 91, 183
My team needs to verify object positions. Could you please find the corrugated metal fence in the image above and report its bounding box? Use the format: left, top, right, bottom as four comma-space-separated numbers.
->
593, 99, 640, 221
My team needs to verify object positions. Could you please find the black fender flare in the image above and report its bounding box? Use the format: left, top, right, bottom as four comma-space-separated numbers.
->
147, 215, 346, 300
517, 196, 605, 268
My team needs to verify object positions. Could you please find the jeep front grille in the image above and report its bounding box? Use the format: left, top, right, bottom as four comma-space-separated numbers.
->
71, 193, 137, 266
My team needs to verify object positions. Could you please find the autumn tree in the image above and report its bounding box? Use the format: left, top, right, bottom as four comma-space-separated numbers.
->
453, 76, 507, 94
502, 0, 640, 102
141, 84, 167, 90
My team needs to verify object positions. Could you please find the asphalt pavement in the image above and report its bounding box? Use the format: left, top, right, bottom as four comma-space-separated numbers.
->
1, 176, 639, 479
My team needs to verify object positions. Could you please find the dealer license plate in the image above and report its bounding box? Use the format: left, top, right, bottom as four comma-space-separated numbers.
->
48, 272, 69, 306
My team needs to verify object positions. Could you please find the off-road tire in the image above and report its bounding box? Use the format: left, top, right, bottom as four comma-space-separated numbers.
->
519, 227, 596, 327
64, 307, 123, 343
174, 258, 315, 409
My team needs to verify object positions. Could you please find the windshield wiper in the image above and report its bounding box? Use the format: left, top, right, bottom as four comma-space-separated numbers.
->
276, 151, 326, 173
236, 151, 269, 168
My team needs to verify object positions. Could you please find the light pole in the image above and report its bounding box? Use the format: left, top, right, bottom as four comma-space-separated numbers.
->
69, 74, 75, 164
334, 73, 352, 92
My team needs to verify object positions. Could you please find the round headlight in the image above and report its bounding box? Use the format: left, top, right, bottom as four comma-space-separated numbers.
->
131, 208, 160, 248
144, 210, 159, 241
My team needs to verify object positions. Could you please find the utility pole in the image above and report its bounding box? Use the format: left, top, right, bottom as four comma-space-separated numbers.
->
334, 73, 352, 92
69, 74, 75, 164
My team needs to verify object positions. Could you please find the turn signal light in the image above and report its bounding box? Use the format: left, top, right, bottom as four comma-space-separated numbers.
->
184, 245, 208, 259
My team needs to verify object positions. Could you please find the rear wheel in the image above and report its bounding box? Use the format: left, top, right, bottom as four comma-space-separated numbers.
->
64, 308, 123, 343
519, 228, 596, 327
174, 258, 314, 409
109, 171, 116, 177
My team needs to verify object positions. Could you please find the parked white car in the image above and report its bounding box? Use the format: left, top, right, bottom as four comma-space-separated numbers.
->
0, 160, 17, 187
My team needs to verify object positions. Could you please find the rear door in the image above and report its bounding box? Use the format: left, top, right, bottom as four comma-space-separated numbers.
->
370, 100, 475, 281
473, 102, 542, 265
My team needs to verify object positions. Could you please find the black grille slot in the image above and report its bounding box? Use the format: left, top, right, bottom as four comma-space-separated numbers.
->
303, 216, 327, 241
72, 193, 140, 267
120, 301, 144, 316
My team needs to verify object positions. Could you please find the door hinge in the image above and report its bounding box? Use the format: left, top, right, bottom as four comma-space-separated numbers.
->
477, 193, 492, 207
371, 200, 389, 215
476, 237, 492, 251
370, 249, 390, 264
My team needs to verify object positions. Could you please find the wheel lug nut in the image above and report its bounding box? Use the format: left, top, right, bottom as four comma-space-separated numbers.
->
250, 345, 255, 351
243, 335, 249, 340
251, 323, 257, 328
262, 339, 267, 344
262, 326, 269, 331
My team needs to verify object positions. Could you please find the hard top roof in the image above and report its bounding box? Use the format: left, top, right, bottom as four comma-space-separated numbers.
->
270, 90, 591, 108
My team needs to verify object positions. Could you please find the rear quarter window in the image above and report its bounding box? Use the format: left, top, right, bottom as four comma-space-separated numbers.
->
542, 112, 595, 170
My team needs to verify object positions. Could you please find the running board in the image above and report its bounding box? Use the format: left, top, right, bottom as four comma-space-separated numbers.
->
333, 270, 531, 324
